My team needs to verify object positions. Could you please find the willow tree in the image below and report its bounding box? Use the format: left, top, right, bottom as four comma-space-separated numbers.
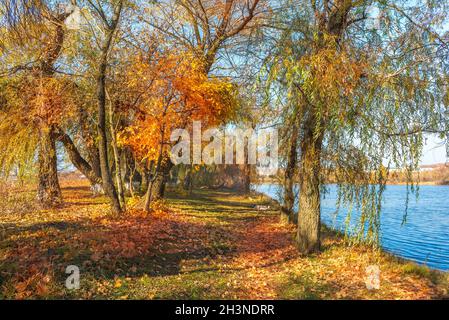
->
264, 0, 449, 253
0, 0, 81, 206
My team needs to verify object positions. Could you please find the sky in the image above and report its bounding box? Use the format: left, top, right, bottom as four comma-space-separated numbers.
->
421, 134, 448, 165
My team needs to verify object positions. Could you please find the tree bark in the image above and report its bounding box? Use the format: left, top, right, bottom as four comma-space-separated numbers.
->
94, 1, 123, 214
188, 163, 194, 195
96, 54, 122, 214
282, 117, 299, 224
134, 159, 149, 195
34, 10, 71, 207
107, 91, 126, 208
243, 163, 251, 194
37, 126, 62, 207
150, 171, 167, 201
112, 142, 125, 208
294, 0, 350, 254
296, 123, 323, 254
144, 154, 172, 212
78, 104, 102, 179
54, 129, 102, 186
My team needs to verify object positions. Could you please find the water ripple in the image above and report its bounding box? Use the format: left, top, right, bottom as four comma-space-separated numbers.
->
255, 184, 449, 271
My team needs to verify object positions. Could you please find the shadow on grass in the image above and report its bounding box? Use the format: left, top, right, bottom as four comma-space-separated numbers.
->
0, 186, 321, 299
0, 204, 269, 298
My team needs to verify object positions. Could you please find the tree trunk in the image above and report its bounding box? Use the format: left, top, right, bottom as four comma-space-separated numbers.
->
37, 126, 62, 207
243, 164, 251, 194
93, 0, 123, 214
96, 50, 122, 214
140, 168, 149, 195
182, 164, 193, 191
128, 172, 135, 197
88, 146, 102, 180
135, 160, 149, 195
282, 117, 299, 224
296, 125, 323, 254
55, 129, 102, 186
294, 1, 349, 254
78, 104, 102, 180
144, 173, 165, 212
34, 11, 71, 206
107, 92, 126, 209
188, 164, 194, 195
144, 154, 172, 212
155, 154, 173, 200
150, 172, 166, 201
111, 139, 125, 208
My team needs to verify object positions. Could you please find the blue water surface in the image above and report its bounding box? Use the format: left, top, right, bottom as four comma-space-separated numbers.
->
255, 184, 449, 271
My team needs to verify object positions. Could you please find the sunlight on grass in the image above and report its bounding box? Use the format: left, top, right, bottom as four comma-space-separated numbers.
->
0, 180, 447, 299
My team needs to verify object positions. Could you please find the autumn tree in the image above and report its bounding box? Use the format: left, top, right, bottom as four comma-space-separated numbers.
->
77, 0, 125, 214
118, 48, 238, 211
140, 0, 266, 196
0, 0, 82, 206
264, 0, 449, 253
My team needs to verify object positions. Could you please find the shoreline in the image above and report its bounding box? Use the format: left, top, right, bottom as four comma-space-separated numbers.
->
255, 180, 449, 186
253, 188, 449, 274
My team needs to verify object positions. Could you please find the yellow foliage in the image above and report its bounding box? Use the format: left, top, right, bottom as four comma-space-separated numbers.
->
299, 46, 366, 106
0, 75, 78, 175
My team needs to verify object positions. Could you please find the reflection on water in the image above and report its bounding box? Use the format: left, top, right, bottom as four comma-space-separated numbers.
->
255, 184, 449, 271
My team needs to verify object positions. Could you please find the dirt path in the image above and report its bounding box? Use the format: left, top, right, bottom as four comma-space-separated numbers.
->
168, 189, 447, 300
221, 214, 298, 298
166, 190, 299, 299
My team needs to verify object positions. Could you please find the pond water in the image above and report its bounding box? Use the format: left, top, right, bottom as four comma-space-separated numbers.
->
254, 184, 449, 271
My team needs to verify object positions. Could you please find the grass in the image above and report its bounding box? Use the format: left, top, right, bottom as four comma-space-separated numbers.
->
401, 263, 447, 286
0, 178, 448, 299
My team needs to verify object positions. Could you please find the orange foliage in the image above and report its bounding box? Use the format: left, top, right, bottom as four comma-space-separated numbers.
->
117, 51, 238, 161
29, 77, 77, 126
2, 75, 77, 128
